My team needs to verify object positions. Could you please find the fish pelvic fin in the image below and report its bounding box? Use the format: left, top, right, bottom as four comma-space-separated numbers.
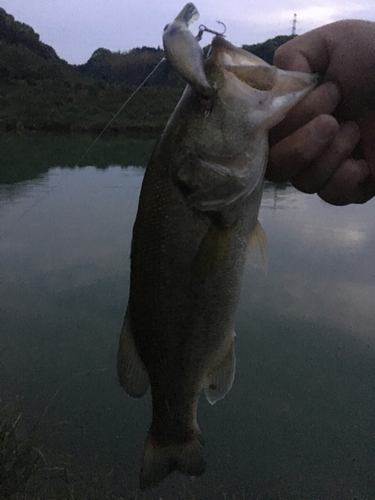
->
204, 333, 236, 405
139, 430, 206, 490
247, 221, 268, 273
117, 310, 149, 398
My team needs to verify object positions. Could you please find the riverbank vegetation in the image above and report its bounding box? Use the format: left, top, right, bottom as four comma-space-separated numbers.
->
0, 7, 293, 136
0, 133, 156, 184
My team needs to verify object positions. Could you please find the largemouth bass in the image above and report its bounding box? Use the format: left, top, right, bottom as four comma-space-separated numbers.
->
117, 7, 315, 490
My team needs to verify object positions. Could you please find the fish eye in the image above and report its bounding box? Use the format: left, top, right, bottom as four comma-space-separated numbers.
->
163, 23, 170, 32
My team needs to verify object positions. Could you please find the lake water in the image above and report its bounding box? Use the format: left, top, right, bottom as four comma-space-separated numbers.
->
1, 133, 375, 499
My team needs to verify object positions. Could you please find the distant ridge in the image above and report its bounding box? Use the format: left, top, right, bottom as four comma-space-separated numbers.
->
243, 35, 295, 64
0, 7, 60, 61
0, 7, 295, 135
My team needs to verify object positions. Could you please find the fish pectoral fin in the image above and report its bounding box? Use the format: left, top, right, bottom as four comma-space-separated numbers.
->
116, 310, 149, 398
204, 334, 236, 405
247, 220, 268, 273
193, 224, 234, 277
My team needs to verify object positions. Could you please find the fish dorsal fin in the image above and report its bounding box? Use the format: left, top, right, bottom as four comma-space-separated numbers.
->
117, 310, 149, 398
204, 334, 236, 405
247, 221, 268, 273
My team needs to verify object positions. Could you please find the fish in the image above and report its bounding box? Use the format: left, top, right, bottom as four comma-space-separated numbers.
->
117, 12, 316, 490
162, 3, 214, 97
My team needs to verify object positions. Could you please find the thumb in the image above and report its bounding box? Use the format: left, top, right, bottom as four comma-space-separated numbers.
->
273, 28, 330, 74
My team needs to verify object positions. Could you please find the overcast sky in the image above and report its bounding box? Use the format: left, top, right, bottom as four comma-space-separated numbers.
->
1, 0, 374, 64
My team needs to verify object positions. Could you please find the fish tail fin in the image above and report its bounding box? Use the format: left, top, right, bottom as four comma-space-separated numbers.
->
139, 430, 206, 490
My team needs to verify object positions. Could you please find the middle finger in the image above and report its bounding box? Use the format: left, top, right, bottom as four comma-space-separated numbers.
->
292, 121, 361, 193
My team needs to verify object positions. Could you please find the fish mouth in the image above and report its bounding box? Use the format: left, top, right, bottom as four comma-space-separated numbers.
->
207, 35, 316, 95
207, 36, 277, 91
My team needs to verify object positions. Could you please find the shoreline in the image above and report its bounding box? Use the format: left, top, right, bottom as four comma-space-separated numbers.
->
1, 121, 164, 139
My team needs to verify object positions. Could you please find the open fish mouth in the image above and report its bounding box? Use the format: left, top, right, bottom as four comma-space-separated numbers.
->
206, 35, 316, 95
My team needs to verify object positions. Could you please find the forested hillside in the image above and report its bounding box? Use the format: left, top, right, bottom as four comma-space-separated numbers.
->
0, 7, 294, 135
243, 35, 294, 64
0, 7, 60, 60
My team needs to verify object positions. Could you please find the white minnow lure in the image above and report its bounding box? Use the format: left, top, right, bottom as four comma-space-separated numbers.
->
163, 3, 214, 96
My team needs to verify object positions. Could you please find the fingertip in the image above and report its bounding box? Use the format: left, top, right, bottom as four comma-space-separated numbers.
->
267, 114, 339, 183
318, 159, 371, 205
311, 114, 340, 143
291, 120, 360, 195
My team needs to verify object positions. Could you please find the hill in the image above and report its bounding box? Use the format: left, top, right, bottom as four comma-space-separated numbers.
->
0, 7, 294, 135
78, 46, 184, 87
243, 35, 295, 64
0, 7, 60, 61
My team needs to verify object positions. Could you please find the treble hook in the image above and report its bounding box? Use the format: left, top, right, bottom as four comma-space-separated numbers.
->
196, 21, 227, 41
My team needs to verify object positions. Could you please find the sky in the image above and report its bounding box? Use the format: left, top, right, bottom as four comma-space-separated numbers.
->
1, 0, 374, 65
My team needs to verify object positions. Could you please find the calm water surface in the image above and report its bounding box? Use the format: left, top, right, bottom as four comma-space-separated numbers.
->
1, 134, 375, 499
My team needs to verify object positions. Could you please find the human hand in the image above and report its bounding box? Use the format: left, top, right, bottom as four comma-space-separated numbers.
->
267, 20, 375, 205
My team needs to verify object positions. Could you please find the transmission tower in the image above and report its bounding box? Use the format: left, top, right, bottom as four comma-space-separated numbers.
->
291, 13, 297, 36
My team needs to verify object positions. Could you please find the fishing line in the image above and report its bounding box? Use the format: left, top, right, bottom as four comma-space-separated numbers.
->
1, 57, 167, 235
75, 56, 166, 167
3, 24, 220, 234
75, 23, 222, 166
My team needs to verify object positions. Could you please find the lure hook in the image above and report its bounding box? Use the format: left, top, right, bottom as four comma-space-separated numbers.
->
196, 21, 226, 41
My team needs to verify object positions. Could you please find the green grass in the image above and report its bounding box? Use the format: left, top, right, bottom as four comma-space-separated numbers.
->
0, 399, 304, 500
0, 400, 46, 499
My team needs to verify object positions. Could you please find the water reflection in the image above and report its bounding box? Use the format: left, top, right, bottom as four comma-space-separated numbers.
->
0, 131, 155, 184
1, 155, 375, 499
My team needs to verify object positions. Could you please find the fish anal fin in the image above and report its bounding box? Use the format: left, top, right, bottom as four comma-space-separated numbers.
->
247, 220, 268, 273
139, 430, 206, 490
204, 334, 236, 405
117, 310, 149, 398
